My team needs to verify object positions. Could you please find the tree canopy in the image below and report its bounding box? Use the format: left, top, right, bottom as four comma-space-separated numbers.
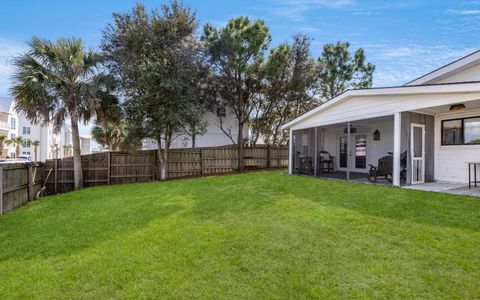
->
102, 1, 207, 179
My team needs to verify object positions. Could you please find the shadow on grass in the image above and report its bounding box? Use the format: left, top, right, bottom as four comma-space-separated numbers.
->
188, 171, 480, 232
0, 171, 479, 262
0, 184, 186, 262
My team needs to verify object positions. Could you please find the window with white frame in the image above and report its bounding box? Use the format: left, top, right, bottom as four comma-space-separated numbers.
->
23, 139, 31, 148
10, 117, 16, 130
22, 127, 31, 135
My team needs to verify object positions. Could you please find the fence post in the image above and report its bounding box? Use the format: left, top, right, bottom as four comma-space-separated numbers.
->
200, 148, 204, 174
152, 150, 158, 181
54, 159, 58, 194
28, 164, 34, 201
266, 146, 271, 168
0, 167, 3, 215
107, 152, 111, 185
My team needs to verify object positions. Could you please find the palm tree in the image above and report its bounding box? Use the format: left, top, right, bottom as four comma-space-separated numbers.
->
5, 136, 24, 158
11, 37, 116, 190
32, 140, 40, 161
91, 120, 127, 151
0, 135, 6, 158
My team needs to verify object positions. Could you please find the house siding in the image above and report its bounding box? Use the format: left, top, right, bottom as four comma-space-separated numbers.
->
434, 109, 480, 183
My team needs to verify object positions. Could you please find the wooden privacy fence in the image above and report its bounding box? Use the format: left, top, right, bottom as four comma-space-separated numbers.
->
0, 163, 45, 215
45, 145, 288, 194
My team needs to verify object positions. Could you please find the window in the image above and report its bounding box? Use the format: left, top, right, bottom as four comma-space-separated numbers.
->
464, 117, 480, 144
10, 117, 16, 130
22, 127, 31, 135
355, 135, 366, 169
442, 116, 480, 145
23, 139, 31, 148
22, 151, 30, 155
339, 137, 348, 168
10, 133, 15, 139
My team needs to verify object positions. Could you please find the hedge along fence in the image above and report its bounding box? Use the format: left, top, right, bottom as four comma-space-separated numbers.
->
0, 163, 45, 215
44, 145, 288, 194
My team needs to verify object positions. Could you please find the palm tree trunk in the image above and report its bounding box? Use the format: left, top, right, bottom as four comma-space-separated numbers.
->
71, 118, 84, 189
34, 146, 37, 162
16, 145, 20, 158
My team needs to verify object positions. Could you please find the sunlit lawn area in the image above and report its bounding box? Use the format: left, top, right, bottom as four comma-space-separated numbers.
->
0, 171, 479, 299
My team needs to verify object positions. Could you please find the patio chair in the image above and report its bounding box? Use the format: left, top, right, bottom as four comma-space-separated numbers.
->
296, 152, 313, 175
368, 155, 393, 182
318, 151, 334, 173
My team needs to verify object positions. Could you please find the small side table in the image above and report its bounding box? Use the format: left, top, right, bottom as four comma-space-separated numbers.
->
467, 162, 480, 189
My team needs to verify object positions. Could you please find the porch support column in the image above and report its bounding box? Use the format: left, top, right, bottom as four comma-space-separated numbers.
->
347, 121, 351, 181
288, 129, 293, 175
314, 127, 318, 176
393, 112, 401, 187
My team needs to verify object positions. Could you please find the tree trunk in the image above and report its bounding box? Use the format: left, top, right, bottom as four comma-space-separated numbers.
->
157, 136, 168, 180
71, 118, 84, 190
237, 121, 244, 171
34, 146, 37, 162
191, 133, 196, 149
16, 145, 20, 158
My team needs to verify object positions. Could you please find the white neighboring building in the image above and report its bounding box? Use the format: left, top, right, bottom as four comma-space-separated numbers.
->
0, 97, 92, 161
0, 98, 20, 158
142, 108, 248, 149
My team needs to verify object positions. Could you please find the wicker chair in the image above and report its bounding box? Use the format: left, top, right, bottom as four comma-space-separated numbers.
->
368, 155, 393, 182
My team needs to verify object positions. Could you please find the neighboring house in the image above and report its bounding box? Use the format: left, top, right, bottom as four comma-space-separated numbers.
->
80, 134, 92, 155
142, 108, 247, 149
282, 50, 480, 186
0, 97, 92, 161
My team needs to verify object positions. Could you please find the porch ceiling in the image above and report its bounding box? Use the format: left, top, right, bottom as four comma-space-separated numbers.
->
412, 98, 480, 115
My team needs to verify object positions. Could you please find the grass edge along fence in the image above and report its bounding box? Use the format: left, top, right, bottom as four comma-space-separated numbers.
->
45, 145, 288, 195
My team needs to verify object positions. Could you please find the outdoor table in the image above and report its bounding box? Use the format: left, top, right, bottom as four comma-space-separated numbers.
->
467, 162, 480, 189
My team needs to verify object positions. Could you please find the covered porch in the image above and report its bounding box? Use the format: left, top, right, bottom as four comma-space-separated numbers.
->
288, 112, 435, 187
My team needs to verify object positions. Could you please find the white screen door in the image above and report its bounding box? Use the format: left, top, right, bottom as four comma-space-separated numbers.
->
411, 123, 425, 184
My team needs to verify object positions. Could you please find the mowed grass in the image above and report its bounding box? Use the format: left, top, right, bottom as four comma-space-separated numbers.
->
0, 171, 479, 299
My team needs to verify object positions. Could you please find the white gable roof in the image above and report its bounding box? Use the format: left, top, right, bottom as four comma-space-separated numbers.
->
405, 50, 480, 86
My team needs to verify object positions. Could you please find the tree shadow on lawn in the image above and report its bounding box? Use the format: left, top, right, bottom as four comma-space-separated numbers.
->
0, 183, 187, 262
1, 171, 479, 262
189, 171, 480, 233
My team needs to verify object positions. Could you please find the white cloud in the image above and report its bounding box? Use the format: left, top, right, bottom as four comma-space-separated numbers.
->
266, 0, 355, 21
365, 44, 478, 87
0, 38, 27, 97
446, 9, 480, 15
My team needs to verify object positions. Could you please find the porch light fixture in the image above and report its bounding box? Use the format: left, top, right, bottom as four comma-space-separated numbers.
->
449, 103, 465, 111
343, 127, 357, 134
373, 129, 380, 141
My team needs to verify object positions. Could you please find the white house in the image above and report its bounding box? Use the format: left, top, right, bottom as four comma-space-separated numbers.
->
143, 108, 247, 149
282, 50, 480, 187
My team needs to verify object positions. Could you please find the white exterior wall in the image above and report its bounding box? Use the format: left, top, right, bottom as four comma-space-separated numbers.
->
143, 109, 245, 150
436, 63, 480, 84
434, 109, 480, 183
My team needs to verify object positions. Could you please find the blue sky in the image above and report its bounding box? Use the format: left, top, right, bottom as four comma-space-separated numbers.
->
0, 0, 479, 96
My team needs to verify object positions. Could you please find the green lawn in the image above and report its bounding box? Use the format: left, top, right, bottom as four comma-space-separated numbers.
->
0, 171, 479, 299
